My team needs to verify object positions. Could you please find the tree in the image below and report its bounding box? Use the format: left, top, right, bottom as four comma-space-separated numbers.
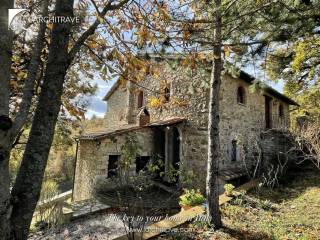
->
0, 0, 177, 238
154, 0, 320, 228
9, 0, 75, 238
206, 0, 223, 229
266, 36, 320, 121
0, 0, 14, 237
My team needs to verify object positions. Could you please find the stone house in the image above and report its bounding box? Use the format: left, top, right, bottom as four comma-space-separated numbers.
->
73, 55, 298, 202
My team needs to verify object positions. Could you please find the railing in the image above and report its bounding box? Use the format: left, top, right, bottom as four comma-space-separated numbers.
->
32, 190, 72, 229
270, 114, 289, 130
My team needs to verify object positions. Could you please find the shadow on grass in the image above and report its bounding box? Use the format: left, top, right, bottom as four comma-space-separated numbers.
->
248, 165, 320, 204
221, 226, 272, 240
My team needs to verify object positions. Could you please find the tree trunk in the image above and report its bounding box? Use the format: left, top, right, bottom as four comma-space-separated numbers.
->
206, 0, 223, 229
0, 149, 11, 240
0, 0, 14, 239
9, 0, 74, 238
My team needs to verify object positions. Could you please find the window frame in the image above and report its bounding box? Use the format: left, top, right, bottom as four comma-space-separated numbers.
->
137, 90, 144, 109
237, 86, 246, 105
164, 86, 170, 102
279, 104, 284, 118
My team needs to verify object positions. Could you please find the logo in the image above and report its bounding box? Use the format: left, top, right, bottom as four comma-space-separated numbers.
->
8, 8, 81, 30
8, 8, 28, 30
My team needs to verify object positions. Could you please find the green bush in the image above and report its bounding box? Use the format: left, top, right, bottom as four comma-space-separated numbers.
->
179, 189, 206, 207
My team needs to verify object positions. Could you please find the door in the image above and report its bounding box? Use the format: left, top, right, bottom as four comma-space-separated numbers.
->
265, 96, 272, 129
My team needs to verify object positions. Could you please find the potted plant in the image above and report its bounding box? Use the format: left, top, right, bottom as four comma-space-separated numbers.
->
179, 189, 206, 211
224, 183, 235, 196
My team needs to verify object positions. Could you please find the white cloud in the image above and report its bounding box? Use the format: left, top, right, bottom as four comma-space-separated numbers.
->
85, 76, 115, 119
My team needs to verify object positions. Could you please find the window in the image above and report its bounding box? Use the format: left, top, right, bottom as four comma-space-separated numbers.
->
108, 155, 120, 178
279, 104, 284, 118
237, 86, 246, 104
136, 156, 150, 173
231, 140, 237, 162
164, 87, 170, 102
137, 90, 144, 108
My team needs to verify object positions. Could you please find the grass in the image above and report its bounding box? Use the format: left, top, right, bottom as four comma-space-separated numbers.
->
158, 166, 320, 240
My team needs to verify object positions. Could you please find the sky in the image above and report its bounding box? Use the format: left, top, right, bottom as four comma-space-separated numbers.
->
85, 76, 114, 119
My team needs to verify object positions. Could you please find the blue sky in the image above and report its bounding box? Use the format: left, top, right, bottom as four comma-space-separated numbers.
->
85, 76, 114, 119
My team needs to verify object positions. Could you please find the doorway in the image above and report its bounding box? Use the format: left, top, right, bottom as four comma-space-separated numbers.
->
108, 155, 120, 178
264, 96, 272, 129
165, 127, 180, 183
172, 127, 180, 172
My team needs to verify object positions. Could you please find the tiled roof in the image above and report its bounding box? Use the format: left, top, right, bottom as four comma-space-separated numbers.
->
78, 125, 144, 140
78, 117, 186, 140
147, 117, 186, 127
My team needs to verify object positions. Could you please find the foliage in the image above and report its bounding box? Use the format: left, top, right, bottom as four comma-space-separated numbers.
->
9, 117, 79, 186
39, 179, 59, 202
266, 36, 320, 122
224, 184, 235, 196
119, 134, 142, 173
179, 189, 206, 207
221, 169, 320, 240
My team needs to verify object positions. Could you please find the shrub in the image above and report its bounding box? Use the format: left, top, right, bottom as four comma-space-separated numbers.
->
179, 189, 206, 207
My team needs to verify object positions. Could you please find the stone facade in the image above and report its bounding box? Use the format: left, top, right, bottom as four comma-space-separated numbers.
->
73, 57, 297, 201
73, 128, 155, 201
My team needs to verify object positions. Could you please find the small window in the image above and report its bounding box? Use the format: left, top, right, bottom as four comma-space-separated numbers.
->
137, 90, 144, 108
136, 156, 150, 173
108, 155, 120, 178
237, 86, 245, 104
231, 140, 237, 162
164, 87, 170, 102
279, 104, 284, 118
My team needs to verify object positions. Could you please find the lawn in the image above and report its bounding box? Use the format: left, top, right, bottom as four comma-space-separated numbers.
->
158, 166, 320, 240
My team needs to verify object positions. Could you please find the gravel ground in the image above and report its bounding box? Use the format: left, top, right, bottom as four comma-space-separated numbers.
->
28, 213, 127, 240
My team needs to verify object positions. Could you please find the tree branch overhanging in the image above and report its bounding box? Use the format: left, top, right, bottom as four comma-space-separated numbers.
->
68, 0, 130, 64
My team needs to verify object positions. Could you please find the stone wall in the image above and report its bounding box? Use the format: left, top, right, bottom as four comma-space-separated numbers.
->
80, 59, 293, 197
260, 129, 295, 169
119, 60, 291, 190
73, 128, 155, 202
104, 83, 129, 127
